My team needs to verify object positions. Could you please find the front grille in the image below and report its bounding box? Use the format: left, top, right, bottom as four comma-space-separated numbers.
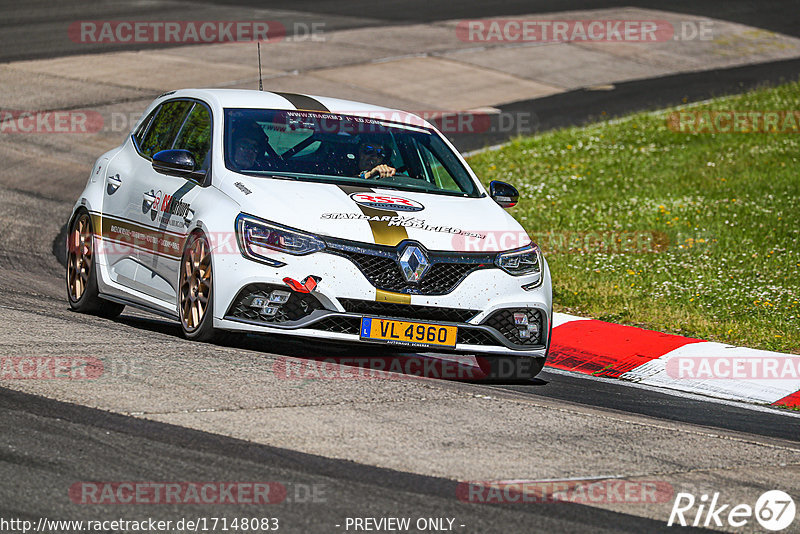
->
324, 239, 494, 296
484, 309, 543, 346
227, 284, 323, 323
339, 299, 479, 323
457, 328, 500, 346
311, 316, 361, 334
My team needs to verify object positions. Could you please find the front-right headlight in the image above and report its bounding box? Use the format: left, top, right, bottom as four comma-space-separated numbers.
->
495, 244, 543, 284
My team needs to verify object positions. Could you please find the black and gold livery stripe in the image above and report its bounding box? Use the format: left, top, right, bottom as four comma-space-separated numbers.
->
337, 185, 412, 304
337, 184, 410, 247
91, 212, 184, 260
274, 92, 330, 112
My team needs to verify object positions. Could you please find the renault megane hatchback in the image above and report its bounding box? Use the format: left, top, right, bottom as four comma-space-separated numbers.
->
66, 89, 552, 378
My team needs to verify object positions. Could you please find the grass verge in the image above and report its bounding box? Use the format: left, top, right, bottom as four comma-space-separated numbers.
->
468, 81, 800, 353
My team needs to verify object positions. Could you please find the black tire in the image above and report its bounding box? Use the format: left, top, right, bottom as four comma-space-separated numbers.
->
66, 211, 125, 319
475, 355, 546, 383
178, 232, 218, 342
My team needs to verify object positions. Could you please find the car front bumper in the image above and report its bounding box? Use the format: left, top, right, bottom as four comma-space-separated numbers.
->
212, 247, 552, 357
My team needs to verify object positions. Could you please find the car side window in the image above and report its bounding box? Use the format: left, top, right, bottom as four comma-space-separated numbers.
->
139, 100, 193, 159
172, 103, 212, 171
133, 107, 159, 148
413, 138, 461, 192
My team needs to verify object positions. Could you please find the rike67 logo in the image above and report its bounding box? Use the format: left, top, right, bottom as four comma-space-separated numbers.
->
668, 490, 796, 531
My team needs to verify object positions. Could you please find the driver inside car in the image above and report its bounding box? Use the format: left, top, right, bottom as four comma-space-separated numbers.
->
357, 139, 396, 179
231, 122, 272, 171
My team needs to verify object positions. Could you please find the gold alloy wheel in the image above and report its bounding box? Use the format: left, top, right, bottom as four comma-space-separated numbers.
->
179, 236, 212, 332
67, 214, 93, 302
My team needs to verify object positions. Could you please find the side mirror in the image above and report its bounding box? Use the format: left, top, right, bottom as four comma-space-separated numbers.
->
152, 149, 197, 178
489, 180, 519, 208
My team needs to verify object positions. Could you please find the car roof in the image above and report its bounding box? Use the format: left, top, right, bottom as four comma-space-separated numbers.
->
161, 88, 435, 130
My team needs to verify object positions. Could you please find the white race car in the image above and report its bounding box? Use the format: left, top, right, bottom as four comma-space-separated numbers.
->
67, 89, 552, 378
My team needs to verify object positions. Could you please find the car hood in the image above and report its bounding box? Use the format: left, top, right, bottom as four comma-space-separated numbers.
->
218, 174, 531, 252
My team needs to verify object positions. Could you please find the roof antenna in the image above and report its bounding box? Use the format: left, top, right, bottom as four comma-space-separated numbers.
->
257, 42, 263, 91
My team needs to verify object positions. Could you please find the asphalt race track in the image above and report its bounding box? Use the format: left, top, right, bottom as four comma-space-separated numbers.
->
3, 0, 800, 62
0, 387, 696, 533
1, 1, 799, 533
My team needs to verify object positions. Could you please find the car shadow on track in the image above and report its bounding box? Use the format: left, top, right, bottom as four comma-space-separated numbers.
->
115, 312, 549, 386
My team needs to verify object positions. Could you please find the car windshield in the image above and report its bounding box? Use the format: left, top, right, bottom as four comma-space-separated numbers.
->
223, 108, 481, 198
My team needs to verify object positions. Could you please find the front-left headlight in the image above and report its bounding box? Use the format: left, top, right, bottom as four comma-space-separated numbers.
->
236, 213, 325, 265
495, 244, 543, 283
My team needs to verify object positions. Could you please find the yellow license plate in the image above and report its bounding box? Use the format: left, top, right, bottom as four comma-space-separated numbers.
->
360, 317, 458, 348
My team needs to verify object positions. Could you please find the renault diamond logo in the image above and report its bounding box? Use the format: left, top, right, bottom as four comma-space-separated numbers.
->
398, 245, 430, 283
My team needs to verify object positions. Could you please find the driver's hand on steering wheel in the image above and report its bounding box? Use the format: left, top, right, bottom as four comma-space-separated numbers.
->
364, 165, 396, 179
